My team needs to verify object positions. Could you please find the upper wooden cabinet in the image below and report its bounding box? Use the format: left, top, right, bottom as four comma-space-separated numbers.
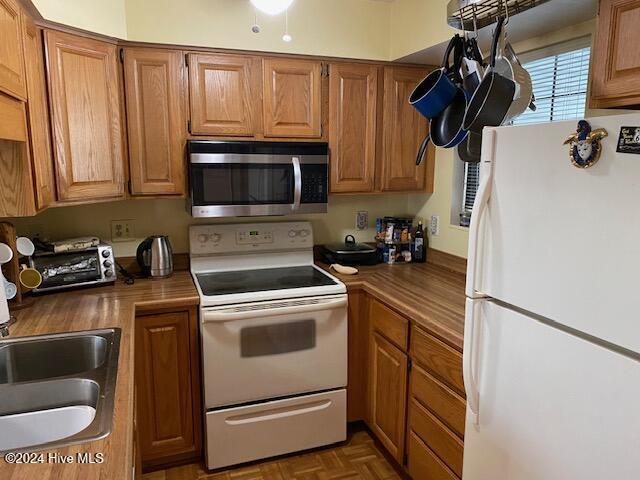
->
0, 93, 36, 217
329, 63, 378, 193
45, 31, 125, 202
590, 0, 640, 108
380, 66, 432, 192
124, 48, 187, 195
262, 58, 322, 138
22, 15, 55, 210
0, 0, 26, 100
188, 53, 258, 136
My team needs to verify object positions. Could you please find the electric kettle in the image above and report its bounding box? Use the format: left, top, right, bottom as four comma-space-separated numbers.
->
136, 236, 173, 278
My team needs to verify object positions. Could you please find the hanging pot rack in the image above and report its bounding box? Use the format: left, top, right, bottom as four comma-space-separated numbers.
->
447, 0, 552, 31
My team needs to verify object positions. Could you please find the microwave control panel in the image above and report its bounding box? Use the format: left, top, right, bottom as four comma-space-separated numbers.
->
301, 164, 328, 204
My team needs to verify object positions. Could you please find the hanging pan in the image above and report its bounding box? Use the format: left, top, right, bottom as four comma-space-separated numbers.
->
462, 17, 516, 135
416, 37, 469, 165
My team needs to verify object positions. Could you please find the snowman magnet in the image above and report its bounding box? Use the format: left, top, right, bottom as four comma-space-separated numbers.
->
563, 120, 608, 169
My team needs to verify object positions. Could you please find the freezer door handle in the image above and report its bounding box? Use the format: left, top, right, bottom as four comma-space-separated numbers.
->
466, 129, 495, 298
464, 298, 481, 424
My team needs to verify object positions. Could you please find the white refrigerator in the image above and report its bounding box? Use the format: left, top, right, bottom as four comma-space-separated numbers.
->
462, 114, 640, 480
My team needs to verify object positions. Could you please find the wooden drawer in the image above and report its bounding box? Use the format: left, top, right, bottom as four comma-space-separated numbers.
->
411, 364, 466, 438
409, 398, 463, 477
407, 430, 458, 480
411, 326, 464, 395
370, 298, 409, 351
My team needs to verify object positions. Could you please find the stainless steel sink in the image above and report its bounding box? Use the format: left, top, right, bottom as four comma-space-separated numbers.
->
0, 334, 108, 384
0, 329, 120, 453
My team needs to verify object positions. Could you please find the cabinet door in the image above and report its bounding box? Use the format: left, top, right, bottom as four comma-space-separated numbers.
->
124, 48, 186, 195
591, 0, 640, 108
380, 66, 432, 192
22, 16, 55, 210
45, 31, 125, 201
347, 291, 370, 422
263, 58, 322, 138
369, 331, 408, 463
0, 93, 36, 217
188, 53, 257, 136
329, 63, 377, 193
0, 0, 26, 100
135, 308, 202, 467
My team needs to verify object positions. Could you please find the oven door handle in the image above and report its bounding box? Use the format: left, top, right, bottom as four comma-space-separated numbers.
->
292, 156, 302, 212
202, 296, 347, 323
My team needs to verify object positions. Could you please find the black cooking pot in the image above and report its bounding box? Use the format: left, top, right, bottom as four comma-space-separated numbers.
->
322, 235, 379, 266
463, 17, 516, 134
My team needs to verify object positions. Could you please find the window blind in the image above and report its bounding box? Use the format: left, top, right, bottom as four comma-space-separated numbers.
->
461, 43, 591, 221
513, 46, 591, 125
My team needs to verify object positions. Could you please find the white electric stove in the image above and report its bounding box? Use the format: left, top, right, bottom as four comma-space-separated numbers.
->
190, 222, 347, 470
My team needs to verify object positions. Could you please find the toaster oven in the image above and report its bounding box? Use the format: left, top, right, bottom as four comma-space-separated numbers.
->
29, 244, 115, 292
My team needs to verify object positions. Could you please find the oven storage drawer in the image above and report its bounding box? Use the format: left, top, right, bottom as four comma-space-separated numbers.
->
205, 389, 346, 469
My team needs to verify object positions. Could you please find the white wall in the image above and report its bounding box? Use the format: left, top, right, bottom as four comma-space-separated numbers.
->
31, 0, 128, 38
9, 194, 412, 257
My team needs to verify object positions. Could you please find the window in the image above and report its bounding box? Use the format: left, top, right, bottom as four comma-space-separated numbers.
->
458, 38, 591, 225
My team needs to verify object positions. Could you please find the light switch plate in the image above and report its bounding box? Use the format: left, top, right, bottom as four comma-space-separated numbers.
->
111, 220, 134, 242
356, 211, 368, 230
430, 215, 440, 236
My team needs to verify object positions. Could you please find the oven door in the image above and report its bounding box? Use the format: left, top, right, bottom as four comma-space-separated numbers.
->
190, 156, 302, 217
200, 294, 348, 409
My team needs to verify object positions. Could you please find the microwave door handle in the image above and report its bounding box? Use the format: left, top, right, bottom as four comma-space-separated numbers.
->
292, 156, 302, 212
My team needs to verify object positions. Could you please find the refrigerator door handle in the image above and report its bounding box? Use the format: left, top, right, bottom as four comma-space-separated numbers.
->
464, 298, 482, 425
466, 129, 496, 299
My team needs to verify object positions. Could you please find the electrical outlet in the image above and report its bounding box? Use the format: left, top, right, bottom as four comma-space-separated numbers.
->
430, 215, 440, 236
356, 211, 368, 230
111, 220, 135, 242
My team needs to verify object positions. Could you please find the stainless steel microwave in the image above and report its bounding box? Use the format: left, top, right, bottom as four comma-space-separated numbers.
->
188, 141, 328, 218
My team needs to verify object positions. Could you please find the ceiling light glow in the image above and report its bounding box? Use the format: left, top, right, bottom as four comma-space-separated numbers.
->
250, 0, 294, 15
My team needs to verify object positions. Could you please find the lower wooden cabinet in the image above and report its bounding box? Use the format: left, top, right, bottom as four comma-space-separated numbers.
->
359, 292, 466, 479
408, 431, 458, 480
347, 290, 370, 422
369, 331, 408, 463
135, 306, 202, 470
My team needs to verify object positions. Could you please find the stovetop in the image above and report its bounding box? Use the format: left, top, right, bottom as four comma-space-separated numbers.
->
195, 266, 338, 297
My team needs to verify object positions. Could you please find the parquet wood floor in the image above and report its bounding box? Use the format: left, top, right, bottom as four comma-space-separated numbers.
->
142, 430, 401, 480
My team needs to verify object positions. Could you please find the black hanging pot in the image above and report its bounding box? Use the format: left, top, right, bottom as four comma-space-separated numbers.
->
457, 130, 482, 163
463, 17, 516, 135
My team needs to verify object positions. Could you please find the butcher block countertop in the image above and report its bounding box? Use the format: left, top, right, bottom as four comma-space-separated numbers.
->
1, 272, 199, 480
319, 260, 466, 351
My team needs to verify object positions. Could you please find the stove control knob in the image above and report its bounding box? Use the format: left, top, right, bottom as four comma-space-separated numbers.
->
104, 269, 114, 278
211, 233, 221, 243
198, 234, 209, 243
299, 229, 310, 237
288, 230, 297, 238
103, 260, 112, 269
101, 250, 111, 258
